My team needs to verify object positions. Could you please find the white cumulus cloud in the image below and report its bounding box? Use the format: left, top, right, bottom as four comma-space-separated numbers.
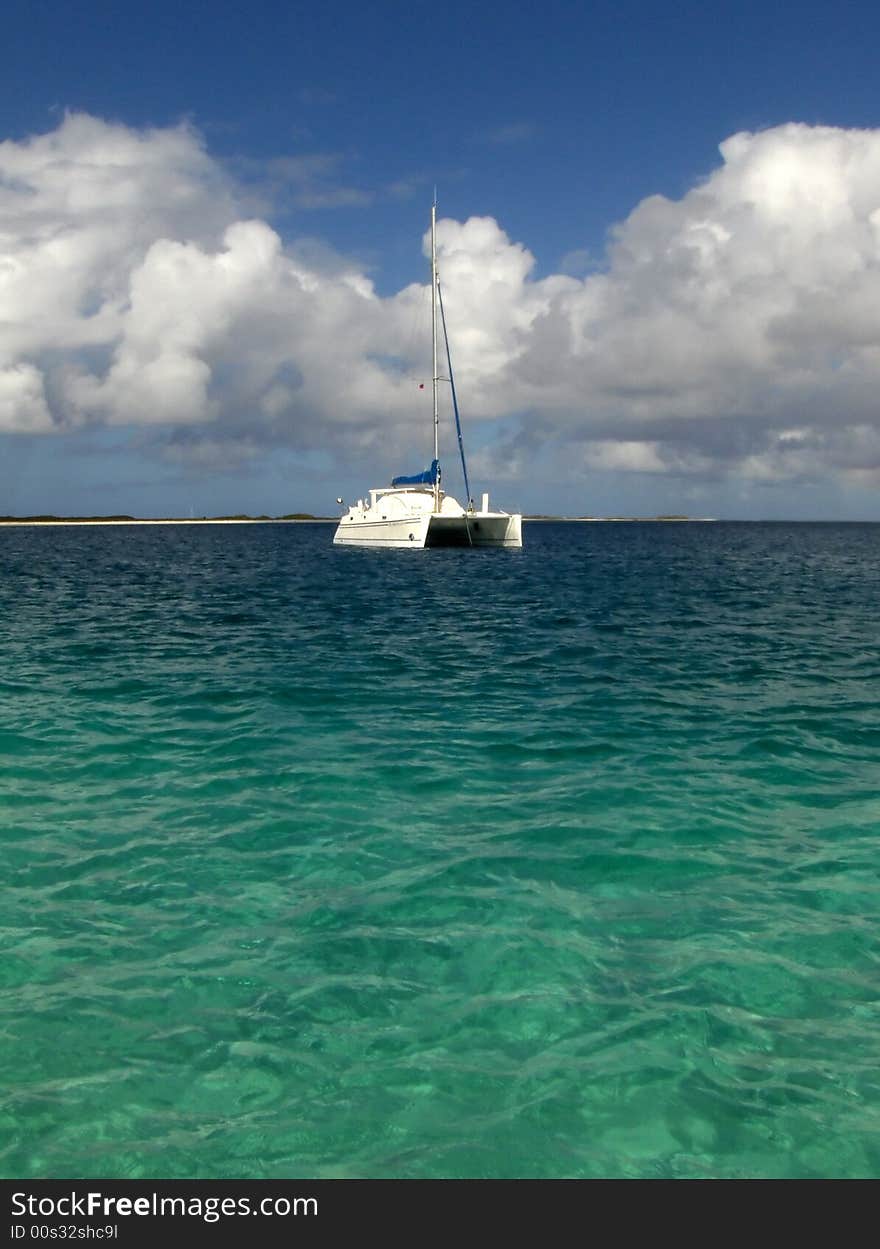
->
2, 114, 880, 498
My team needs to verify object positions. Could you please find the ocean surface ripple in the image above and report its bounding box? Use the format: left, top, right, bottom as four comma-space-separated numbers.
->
2, 520, 879, 1178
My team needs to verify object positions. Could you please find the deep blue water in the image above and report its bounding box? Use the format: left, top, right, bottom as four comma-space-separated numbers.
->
2, 520, 879, 1178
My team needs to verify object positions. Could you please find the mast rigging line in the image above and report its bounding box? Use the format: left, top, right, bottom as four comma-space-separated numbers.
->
436, 277, 472, 509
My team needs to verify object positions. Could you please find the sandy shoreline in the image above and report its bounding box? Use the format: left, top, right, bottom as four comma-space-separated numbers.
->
1, 516, 718, 527
0, 518, 336, 527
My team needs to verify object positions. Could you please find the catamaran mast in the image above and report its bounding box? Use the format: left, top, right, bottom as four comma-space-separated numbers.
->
431, 197, 440, 512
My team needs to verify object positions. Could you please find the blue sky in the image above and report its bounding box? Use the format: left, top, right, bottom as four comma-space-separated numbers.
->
3, 0, 880, 518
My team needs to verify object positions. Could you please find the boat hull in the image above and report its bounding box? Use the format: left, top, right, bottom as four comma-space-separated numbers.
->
333, 510, 521, 549
332, 512, 432, 547
425, 512, 522, 548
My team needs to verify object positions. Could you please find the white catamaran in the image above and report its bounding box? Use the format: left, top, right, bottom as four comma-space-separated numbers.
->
333, 202, 522, 549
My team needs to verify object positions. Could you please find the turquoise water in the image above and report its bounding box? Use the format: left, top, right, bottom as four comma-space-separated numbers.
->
2, 520, 879, 1179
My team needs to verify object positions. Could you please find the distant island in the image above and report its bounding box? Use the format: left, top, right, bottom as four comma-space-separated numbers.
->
525, 514, 716, 522
0, 513, 334, 524
0, 513, 717, 525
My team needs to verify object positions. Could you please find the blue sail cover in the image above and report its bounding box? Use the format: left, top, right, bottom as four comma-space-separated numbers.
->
392, 459, 439, 487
